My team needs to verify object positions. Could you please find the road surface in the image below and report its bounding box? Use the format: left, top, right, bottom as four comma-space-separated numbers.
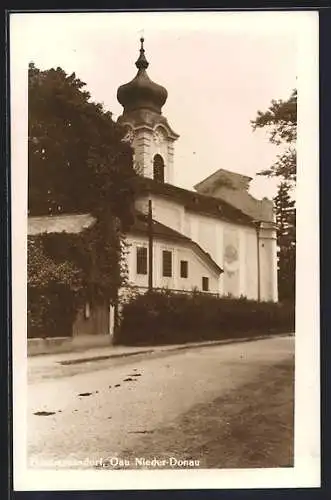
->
27, 336, 294, 469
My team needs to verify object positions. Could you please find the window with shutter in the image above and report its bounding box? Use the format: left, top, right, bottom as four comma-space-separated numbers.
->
180, 260, 188, 278
162, 250, 172, 277
136, 247, 147, 275
202, 276, 209, 291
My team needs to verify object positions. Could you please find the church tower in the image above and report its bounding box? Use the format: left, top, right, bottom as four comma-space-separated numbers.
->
117, 38, 179, 184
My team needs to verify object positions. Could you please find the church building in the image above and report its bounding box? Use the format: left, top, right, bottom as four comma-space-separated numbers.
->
28, 38, 278, 351
117, 38, 278, 302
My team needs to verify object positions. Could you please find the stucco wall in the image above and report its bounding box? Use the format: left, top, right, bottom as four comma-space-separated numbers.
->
132, 126, 175, 184
243, 225, 278, 302
134, 194, 278, 301
245, 229, 259, 300
203, 185, 274, 222
223, 227, 240, 297
259, 225, 278, 302
135, 196, 185, 234
194, 169, 274, 222
187, 213, 278, 301
125, 234, 219, 293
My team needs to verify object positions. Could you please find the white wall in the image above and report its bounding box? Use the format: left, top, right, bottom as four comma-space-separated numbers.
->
259, 224, 278, 302
125, 234, 219, 293
245, 228, 259, 300
132, 125, 176, 184
204, 184, 274, 222
134, 194, 278, 301
135, 196, 185, 233
243, 224, 278, 302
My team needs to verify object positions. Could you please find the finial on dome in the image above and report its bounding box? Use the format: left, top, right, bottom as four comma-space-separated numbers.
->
135, 36, 149, 70
117, 36, 168, 114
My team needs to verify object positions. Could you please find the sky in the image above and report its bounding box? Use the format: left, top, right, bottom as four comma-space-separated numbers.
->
11, 11, 306, 200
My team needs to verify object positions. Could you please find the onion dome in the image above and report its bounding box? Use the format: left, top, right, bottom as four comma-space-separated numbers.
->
117, 38, 168, 114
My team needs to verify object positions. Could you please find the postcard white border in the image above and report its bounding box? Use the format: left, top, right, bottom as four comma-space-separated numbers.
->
10, 10, 320, 490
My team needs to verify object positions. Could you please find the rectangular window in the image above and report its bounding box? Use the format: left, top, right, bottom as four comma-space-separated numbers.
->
136, 247, 147, 275
202, 276, 209, 291
162, 250, 172, 277
180, 260, 188, 278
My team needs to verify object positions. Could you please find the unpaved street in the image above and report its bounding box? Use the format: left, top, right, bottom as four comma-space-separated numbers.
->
28, 336, 294, 469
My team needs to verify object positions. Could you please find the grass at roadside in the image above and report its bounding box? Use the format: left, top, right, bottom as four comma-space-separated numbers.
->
118, 357, 294, 469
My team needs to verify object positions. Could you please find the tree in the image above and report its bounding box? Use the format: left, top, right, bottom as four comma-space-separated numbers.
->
28, 62, 136, 225
28, 63, 138, 314
252, 89, 297, 183
251, 89, 297, 301
273, 182, 296, 300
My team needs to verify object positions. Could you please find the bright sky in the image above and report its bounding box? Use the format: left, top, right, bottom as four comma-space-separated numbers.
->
11, 11, 306, 199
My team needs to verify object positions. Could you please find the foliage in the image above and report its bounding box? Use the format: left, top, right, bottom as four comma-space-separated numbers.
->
33, 220, 129, 303
115, 290, 295, 346
251, 89, 297, 183
28, 236, 83, 289
251, 89, 297, 301
28, 63, 137, 226
27, 218, 130, 336
28, 63, 137, 336
274, 183, 296, 300
28, 284, 77, 338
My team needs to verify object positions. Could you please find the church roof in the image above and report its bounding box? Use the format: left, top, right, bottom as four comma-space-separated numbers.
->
135, 177, 254, 226
194, 168, 274, 222
129, 211, 223, 275
194, 168, 253, 193
117, 38, 168, 115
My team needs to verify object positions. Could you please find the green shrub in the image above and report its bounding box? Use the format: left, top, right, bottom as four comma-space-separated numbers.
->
27, 284, 77, 338
114, 290, 295, 346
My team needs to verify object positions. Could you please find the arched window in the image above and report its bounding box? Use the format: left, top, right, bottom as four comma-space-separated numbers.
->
153, 154, 165, 183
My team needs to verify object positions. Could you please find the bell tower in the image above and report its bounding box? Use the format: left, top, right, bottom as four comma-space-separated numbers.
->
117, 38, 179, 184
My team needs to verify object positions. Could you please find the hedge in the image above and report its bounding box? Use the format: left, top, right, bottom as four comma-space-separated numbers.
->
114, 289, 295, 346
27, 284, 77, 339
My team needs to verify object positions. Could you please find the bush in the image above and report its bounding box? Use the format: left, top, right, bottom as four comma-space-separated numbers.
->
114, 290, 295, 346
27, 284, 77, 338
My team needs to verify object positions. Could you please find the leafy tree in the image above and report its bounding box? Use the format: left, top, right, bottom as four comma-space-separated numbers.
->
28, 63, 138, 333
252, 89, 297, 183
27, 237, 83, 336
28, 237, 82, 289
28, 62, 136, 225
251, 89, 297, 301
273, 182, 296, 300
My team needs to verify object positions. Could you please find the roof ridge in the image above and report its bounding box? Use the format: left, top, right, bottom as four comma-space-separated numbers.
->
194, 168, 253, 189
137, 178, 254, 224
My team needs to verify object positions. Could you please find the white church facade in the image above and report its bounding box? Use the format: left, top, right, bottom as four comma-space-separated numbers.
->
118, 38, 278, 302
27, 38, 278, 351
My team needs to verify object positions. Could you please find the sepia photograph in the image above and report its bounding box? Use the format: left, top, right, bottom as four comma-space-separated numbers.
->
10, 10, 319, 490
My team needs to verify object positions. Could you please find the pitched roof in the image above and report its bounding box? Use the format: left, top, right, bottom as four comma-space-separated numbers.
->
194, 168, 253, 192
193, 168, 275, 222
135, 177, 254, 226
130, 211, 223, 275
28, 213, 96, 235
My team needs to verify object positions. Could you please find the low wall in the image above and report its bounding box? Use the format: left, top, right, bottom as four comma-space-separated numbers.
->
28, 334, 112, 357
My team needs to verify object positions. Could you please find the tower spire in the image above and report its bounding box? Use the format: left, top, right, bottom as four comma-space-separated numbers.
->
117, 36, 169, 115
135, 37, 149, 70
